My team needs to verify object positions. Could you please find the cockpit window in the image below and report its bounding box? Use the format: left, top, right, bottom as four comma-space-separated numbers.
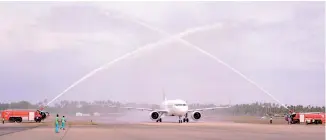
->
175, 104, 187, 106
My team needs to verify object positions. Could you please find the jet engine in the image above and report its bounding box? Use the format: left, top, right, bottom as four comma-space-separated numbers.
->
149, 111, 160, 121
191, 111, 202, 121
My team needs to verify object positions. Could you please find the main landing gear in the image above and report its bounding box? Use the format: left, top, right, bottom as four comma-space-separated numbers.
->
183, 118, 189, 123
178, 114, 189, 123
156, 118, 162, 122
183, 113, 189, 123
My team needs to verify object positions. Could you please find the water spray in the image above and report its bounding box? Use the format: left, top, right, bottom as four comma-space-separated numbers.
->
46, 13, 289, 111
46, 23, 224, 107
110, 13, 290, 110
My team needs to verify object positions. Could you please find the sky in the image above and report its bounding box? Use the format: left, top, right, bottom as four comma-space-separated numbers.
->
0, 1, 324, 106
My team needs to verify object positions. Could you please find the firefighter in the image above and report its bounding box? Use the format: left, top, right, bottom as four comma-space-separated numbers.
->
55, 114, 59, 133
287, 114, 292, 124
61, 116, 66, 130
269, 116, 273, 124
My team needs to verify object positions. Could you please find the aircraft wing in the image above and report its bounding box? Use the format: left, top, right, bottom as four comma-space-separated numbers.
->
109, 106, 168, 113
188, 106, 230, 112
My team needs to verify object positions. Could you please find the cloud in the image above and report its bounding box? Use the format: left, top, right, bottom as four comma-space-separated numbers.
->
0, 3, 164, 54
94, 1, 324, 71
94, 2, 323, 30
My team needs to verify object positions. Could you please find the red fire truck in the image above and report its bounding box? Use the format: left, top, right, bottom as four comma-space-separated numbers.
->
286, 112, 325, 124
1, 109, 49, 123
303, 113, 325, 124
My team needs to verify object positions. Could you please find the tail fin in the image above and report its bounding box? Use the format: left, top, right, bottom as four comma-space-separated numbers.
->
228, 99, 232, 107
162, 88, 167, 101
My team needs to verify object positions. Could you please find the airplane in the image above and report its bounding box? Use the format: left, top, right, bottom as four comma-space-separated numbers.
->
110, 91, 231, 123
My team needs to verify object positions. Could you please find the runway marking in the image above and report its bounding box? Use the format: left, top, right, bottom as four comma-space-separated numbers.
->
60, 125, 71, 140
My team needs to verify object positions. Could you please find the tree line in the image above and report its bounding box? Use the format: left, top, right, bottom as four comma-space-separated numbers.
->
0, 100, 324, 116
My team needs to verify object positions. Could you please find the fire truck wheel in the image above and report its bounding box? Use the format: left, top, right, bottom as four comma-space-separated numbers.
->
9, 117, 15, 122
16, 117, 22, 123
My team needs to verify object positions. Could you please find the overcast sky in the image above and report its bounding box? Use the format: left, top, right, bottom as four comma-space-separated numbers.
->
0, 1, 324, 106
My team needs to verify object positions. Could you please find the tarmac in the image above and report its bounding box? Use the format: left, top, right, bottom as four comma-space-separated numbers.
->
0, 123, 39, 136
0, 121, 324, 140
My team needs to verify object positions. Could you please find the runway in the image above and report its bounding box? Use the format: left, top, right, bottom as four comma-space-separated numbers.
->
0, 122, 324, 140
0, 123, 40, 136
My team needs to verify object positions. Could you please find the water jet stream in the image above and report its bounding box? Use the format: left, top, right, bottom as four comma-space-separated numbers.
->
46, 12, 289, 111
46, 23, 224, 107
127, 17, 289, 110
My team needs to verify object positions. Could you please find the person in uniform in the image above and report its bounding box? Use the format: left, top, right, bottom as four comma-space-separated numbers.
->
288, 114, 292, 124
61, 116, 66, 130
2, 118, 4, 124
55, 114, 59, 133
269, 116, 273, 124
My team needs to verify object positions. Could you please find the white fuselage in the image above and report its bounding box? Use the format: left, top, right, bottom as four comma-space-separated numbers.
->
160, 99, 188, 117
